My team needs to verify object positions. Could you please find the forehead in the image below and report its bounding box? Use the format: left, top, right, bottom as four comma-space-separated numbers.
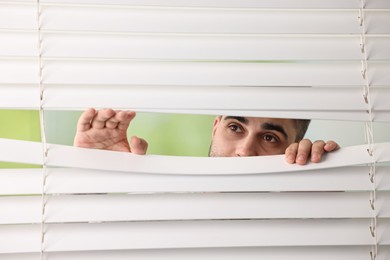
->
223, 116, 295, 127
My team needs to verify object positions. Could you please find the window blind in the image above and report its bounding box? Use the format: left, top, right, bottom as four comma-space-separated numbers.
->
1, 0, 390, 259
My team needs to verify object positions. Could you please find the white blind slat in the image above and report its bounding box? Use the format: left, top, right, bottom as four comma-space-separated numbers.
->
40, 86, 390, 122
0, 225, 41, 254
41, 61, 366, 86
0, 85, 40, 109
0, 196, 41, 224
367, 11, 390, 34
5, 246, 390, 260
2, 166, 389, 194
42, 192, 379, 221
2, 166, 388, 195
0, 4, 36, 30
4, 246, 388, 260
368, 36, 390, 60
40, 7, 363, 34
0, 60, 39, 84
0, 32, 37, 57
0, 139, 43, 165
39, 167, 390, 193
42, 220, 376, 251
40, 34, 367, 61
1, 138, 388, 175
0, 169, 42, 195
369, 62, 390, 86
36, 0, 382, 9
2, 218, 390, 253
46, 142, 384, 174
43, 86, 369, 111
2, 192, 384, 224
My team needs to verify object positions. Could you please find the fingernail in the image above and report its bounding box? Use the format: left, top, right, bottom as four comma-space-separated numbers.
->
297, 155, 305, 162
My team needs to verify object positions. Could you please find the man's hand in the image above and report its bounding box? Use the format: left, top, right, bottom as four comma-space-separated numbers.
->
284, 139, 340, 165
73, 108, 148, 154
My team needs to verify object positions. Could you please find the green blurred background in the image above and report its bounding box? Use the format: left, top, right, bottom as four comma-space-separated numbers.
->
0, 110, 41, 168
0, 110, 214, 168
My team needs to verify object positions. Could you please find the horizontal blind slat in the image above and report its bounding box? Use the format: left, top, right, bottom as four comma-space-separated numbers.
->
42, 193, 377, 222
2, 166, 390, 194
0, 196, 41, 224
0, 139, 43, 165
0, 4, 36, 30
36, 0, 383, 9
1, 138, 387, 174
0, 225, 41, 254
0, 85, 40, 109
41, 61, 366, 86
43, 86, 369, 110
3, 192, 386, 224
1, 220, 387, 253
42, 220, 377, 251
4, 246, 389, 260
367, 11, 390, 34
46, 142, 382, 174
39, 34, 367, 61
40, 7, 364, 34
0, 169, 42, 195
41, 86, 390, 121
3, 166, 388, 195
0, 32, 37, 57
40, 167, 390, 193
0, 60, 39, 84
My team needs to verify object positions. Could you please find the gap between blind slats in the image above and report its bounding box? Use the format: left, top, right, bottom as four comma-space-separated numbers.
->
2, 166, 390, 195
3, 192, 390, 224
3, 219, 389, 253
2, 246, 390, 260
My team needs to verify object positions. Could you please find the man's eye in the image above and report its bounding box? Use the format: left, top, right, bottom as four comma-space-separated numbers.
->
228, 124, 242, 133
263, 134, 278, 142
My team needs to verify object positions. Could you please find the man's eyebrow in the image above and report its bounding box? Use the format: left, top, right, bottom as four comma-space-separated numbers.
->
261, 122, 288, 139
223, 116, 248, 124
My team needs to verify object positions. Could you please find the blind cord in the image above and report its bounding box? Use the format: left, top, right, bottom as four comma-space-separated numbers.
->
36, 1, 48, 259
359, 1, 378, 259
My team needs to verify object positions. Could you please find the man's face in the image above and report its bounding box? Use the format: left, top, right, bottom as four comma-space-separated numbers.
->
209, 116, 298, 157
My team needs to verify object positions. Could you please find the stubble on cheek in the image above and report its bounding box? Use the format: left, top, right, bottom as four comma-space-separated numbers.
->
208, 142, 218, 157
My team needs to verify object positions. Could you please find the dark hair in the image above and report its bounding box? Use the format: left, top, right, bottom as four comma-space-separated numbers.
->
293, 119, 311, 142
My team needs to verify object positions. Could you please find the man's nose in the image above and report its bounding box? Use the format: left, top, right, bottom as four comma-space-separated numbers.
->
235, 137, 258, 157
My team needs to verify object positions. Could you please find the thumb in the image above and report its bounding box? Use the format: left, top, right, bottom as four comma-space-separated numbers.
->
130, 136, 148, 155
